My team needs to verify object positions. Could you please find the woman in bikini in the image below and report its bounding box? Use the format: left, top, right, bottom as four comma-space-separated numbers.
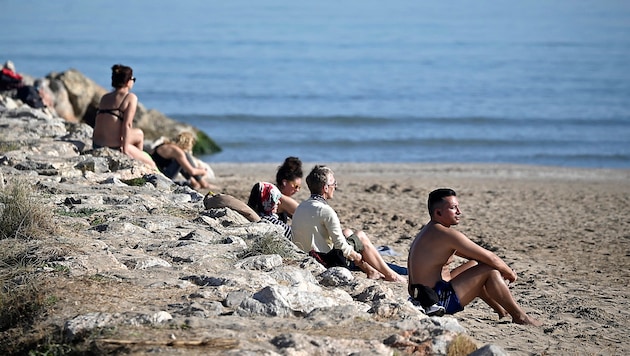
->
92, 64, 156, 169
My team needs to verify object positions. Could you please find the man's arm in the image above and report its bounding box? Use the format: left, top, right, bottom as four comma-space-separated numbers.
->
322, 206, 356, 259
446, 229, 517, 282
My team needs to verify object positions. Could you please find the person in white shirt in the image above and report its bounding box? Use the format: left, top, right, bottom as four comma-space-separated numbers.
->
292, 165, 405, 283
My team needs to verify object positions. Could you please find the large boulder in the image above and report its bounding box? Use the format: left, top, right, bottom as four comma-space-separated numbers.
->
50, 69, 105, 124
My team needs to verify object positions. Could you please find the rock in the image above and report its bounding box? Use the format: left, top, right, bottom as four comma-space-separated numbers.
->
52, 68, 105, 122
0, 99, 510, 355
469, 344, 509, 356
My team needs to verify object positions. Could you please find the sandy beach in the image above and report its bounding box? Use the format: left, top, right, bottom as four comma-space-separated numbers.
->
210, 162, 630, 355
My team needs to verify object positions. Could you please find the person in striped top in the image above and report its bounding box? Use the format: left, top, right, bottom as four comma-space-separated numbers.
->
247, 182, 292, 240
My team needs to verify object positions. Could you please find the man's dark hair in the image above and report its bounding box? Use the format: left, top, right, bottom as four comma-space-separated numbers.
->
428, 188, 457, 217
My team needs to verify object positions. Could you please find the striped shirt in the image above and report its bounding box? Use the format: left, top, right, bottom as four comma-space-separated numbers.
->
260, 214, 292, 240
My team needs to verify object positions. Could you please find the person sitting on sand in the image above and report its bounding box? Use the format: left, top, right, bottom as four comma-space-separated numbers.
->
150, 131, 210, 190
247, 182, 292, 239
291, 165, 405, 283
92, 64, 156, 169
275, 156, 303, 223
407, 188, 542, 326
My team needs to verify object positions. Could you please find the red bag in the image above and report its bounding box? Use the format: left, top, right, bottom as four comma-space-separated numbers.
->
1, 67, 23, 90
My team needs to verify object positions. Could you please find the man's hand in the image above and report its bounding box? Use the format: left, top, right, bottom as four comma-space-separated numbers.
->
502, 268, 517, 283
353, 252, 364, 266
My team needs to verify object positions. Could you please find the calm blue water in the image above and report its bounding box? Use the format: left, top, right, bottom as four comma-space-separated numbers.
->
2, 0, 630, 167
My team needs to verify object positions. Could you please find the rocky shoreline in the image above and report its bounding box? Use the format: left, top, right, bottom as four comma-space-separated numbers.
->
1, 65, 220, 155
0, 93, 504, 355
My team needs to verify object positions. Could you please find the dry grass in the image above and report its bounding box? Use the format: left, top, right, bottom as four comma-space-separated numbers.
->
447, 334, 478, 356
0, 142, 20, 154
0, 178, 57, 240
0, 178, 64, 354
240, 231, 298, 260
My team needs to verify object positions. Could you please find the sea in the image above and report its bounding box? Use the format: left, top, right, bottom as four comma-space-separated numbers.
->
2, 0, 630, 168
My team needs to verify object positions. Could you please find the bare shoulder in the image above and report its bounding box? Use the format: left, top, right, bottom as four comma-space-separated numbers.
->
409, 223, 459, 267
425, 223, 473, 251
412, 222, 449, 248
99, 91, 116, 104
125, 92, 138, 103
280, 195, 297, 203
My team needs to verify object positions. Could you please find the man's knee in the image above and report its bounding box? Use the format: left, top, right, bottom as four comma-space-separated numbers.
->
342, 228, 354, 237
488, 268, 503, 280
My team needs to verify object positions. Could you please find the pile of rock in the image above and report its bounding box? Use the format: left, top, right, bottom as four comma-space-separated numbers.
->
1, 64, 220, 154
0, 91, 505, 355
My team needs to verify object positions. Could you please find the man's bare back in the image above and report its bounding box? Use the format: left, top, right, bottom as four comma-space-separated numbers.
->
408, 221, 460, 289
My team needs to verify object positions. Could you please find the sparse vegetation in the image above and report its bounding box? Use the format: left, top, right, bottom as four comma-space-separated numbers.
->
240, 231, 297, 259
162, 206, 199, 220
447, 334, 478, 356
56, 207, 103, 218
0, 243, 46, 331
1, 179, 56, 240
121, 177, 148, 186
0, 142, 20, 154
28, 342, 73, 356
0, 179, 60, 354
90, 216, 107, 226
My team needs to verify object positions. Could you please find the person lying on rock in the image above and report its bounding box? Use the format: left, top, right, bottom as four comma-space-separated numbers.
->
247, 182, 292, 239
292, 165, 405, 283
407, 188, 542, 326
150, 131, 210, 190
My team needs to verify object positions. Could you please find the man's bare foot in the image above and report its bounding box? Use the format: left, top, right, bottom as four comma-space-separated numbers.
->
513, 314, 543, 326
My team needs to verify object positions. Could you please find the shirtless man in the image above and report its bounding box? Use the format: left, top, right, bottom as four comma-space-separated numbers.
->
408, 188, 542, 326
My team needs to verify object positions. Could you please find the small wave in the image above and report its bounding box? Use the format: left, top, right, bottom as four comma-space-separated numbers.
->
173, 113, 630, 127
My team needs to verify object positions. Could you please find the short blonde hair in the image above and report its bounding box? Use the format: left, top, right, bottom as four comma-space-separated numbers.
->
174, 132, 196, 152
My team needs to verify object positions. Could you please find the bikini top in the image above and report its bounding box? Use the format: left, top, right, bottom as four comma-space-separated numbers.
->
96, 93, 129, 119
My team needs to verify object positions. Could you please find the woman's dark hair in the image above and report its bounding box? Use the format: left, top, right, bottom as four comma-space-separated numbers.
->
428, 188, 457, 217
111, 64, 133, 88
276, 156, 303, 186
247, 182, 263, 213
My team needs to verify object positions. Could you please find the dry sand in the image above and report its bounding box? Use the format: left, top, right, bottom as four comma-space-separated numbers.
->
210, 162, 630, 356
